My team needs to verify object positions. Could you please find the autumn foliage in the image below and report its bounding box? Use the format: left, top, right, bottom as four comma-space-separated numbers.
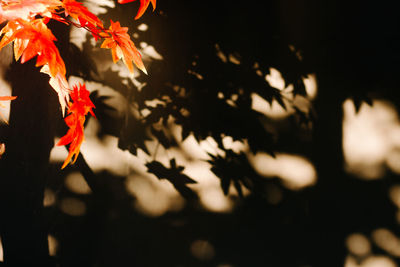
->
117, 0, 156, 20
56, 83, 94, 169
0, 0, 156, 167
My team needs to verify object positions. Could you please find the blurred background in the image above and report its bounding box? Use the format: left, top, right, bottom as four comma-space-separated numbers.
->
1, 0, 400, 266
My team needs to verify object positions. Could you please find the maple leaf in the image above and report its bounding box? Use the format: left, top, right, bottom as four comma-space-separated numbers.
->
0, 95, 17, 124
41, 65, 70, 115
117, 0, 156, 20
0, 96, 17, 102
101, 20, 147, 74
57, 83, 95, 169
0, 19, 70, 113
61, 0, 103, 28
0, 0, 62, 23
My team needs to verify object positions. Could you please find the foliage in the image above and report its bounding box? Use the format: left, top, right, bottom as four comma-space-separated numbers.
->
92, 1, 313, 199
0, 0, 155, 167
56, 83, 94, 168
1, 0, 312, 200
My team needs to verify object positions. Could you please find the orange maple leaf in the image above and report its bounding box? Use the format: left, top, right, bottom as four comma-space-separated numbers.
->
0, 19, 70, 113
57, 83, 95, 169
62, 0, 103, 28
101, 20, 146, 74
0, 96, 17, 101
0, 0, 62, 23
118, 0, 156, 20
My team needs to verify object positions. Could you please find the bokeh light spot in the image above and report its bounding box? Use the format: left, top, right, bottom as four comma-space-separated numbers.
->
249, 152, 317, 190
137, 23, 148, 31
48, 235, 58, 257
125, 175, 185, 217
60, 197, 87, 216
361, 255, 397, 267
371, 228, 400, 257
303, 73, 318, 99
345, 255, 398, 267
190, 240, 215, 261
199, 187, 234, 213
43, 188, 56, 207
266, 68, 286, 91
346, 233, 371, 256
65, 172, 92, 195
251, 93, 291, 119
343, 99, 400, 180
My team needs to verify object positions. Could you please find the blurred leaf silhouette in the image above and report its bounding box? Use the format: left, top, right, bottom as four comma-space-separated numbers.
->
146, 159, 198, 199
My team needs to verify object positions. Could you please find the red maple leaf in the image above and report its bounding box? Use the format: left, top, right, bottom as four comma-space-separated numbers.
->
57, 83, 95, 169
61, 0, 103, 28
0, 0, 157, 169
101, 20, 146, 74
0, 18, 70, 113
117, 0, 156, 20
